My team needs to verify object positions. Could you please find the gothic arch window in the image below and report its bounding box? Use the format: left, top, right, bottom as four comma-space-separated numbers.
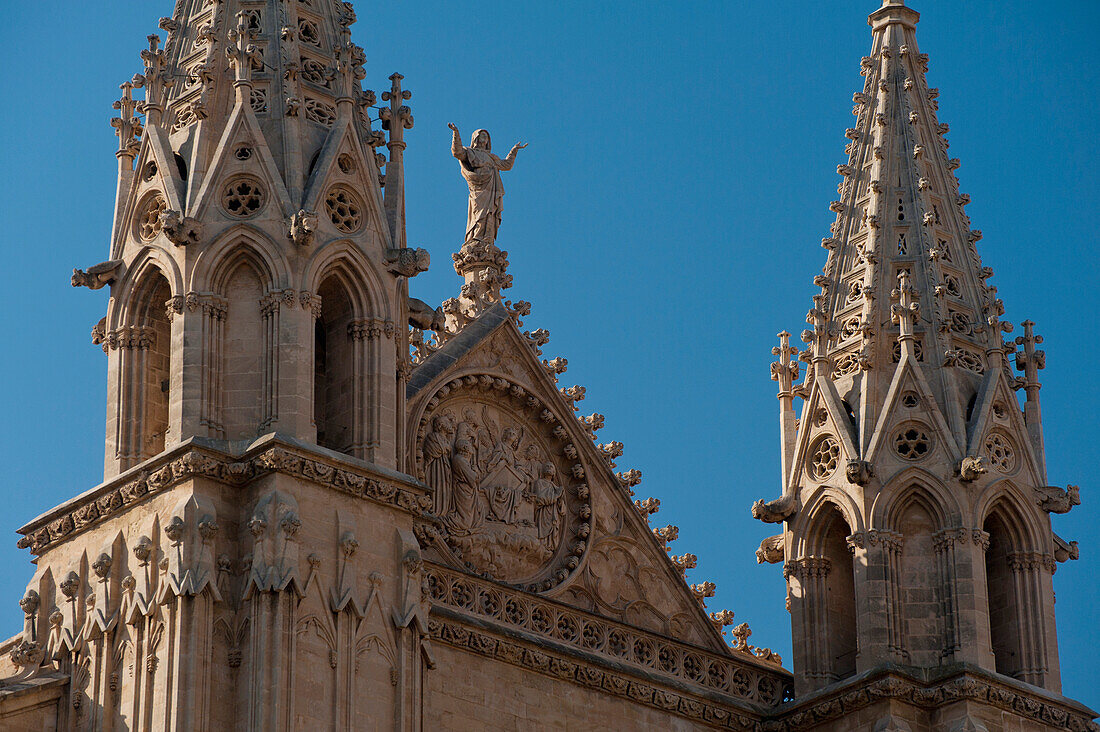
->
893, 491, 947, 665
982, 500, 1046, 685
315, 275, 356, 454
117, 268, 173, 469
796, 503, 857, 689
311, 263, 377, 460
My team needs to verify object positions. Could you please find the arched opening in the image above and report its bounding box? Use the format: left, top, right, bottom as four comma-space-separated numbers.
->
222, 261, 265, 440
897, 498, 942, 665
984, 509, 1025, 679
819, 505, 858, 681
120, 269, 173, 468
314, 275, 356, 454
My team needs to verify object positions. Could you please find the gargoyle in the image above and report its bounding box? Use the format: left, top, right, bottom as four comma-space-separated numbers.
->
287, 209, 318, 247
72, 259, 124, 290
407, 297, 444, 332
160, 210, 203, 247
845, 459, 874, 486
751, 493, 799, 523
91, 317, 107, 347
384, 247, 430, 278
1053, 533, 1079, 563
756, 534, 785, 564
1038, 484, 1080, 514
955, 456, 987, 482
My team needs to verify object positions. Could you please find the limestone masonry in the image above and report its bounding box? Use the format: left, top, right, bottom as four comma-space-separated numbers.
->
0, 0, 1094, 730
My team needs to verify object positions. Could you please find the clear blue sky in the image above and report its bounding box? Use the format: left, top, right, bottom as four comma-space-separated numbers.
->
2, 0, 1097, 708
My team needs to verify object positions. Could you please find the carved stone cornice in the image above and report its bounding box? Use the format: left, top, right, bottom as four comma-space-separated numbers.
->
428, 615, 781, 731
846, 529, 904, 554
765, 664, 1099, 732
16, 438, 431, 556
425, 563, 790, 712
783, 557, 831, 580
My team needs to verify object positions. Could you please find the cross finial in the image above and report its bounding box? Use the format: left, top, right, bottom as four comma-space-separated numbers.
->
137, 35, 171, 124
802, 294, 832, 365
1015, 320, 1045, 393
770, 331, 800, 396
891, 270, 920, 357
380, 73, 414, 143
334, 28, 366, 101
227, 12, 260, 89
110, 80, 143, 161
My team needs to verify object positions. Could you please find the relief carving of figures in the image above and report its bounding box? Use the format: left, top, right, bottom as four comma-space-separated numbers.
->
449, 124, 526, 245
415, 383, 584, 589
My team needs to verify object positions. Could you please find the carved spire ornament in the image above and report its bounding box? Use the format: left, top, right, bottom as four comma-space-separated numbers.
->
751, 0, 1084, 705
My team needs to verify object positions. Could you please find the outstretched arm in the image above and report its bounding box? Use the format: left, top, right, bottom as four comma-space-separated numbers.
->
448, 123, 465, 161
498, 141, 527, 171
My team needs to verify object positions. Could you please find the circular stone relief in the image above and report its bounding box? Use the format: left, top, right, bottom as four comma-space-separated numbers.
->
325, 185, 363, 233
221, 176, 266, 218
808, 435, 840, 481
136, 193, 167, 242
984, 432, 1017, 473
415, 374, 590, 591
894, 423, 932, 461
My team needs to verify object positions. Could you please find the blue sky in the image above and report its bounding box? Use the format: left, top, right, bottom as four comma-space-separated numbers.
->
2, 0, 1097, 708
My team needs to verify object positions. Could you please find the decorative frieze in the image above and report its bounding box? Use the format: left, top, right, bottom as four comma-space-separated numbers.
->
16, 442, 431, 556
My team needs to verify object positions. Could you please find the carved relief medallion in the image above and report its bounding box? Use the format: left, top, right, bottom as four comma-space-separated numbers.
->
415, 374, 590, 592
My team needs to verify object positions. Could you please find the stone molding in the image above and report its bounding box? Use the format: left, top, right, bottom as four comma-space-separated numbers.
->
428, 616, 772, 731
16, 439, 431, 556
765, 666, 1099, 732
425, 563, 790, 708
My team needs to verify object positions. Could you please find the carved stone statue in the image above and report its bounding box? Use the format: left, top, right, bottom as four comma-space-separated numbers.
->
71, 259, 125, 290
423, 414, 455, 514
449, 124, 526, 246
530, 462, 565, 550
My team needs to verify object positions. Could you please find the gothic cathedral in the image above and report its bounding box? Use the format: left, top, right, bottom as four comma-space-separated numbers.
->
0, 1, 1093, 730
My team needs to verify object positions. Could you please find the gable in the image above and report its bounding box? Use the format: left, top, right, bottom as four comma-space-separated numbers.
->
405, 306, 728, 652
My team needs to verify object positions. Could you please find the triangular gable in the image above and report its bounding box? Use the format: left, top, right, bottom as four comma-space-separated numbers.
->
301, 117, 390, 247
110, 131, 185, 259
867, 353, 960, 464
966, 366, 1044, 484
406, 307, 729, 653
188, 102, 294, 221
787, 375, 859, 492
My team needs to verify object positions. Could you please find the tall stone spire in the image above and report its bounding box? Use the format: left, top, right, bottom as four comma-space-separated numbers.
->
753, 0, 1080, 699
70, 0, 431, 479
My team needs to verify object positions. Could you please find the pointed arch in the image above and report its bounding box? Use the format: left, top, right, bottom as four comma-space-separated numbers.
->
305, 242, 387, 460
109, 259, 175, 470
108, 246, 182, 330
791, 496, 859, 687
978, 482, 1050, 685
191, 224, 289, 294
876, 468, 958, 531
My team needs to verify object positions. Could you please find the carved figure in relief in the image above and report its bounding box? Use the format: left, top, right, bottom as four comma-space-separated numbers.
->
449, 438, 483, 534
531, 462, 565, 550
423, 414, 455, 514
484, 426, 526, 523
449, 123, 527, 245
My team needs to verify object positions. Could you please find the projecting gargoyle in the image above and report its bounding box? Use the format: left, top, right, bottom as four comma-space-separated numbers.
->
751, 492, 799, 524
756, 534, 785, 564
407, 297, 444, 332
1038, 484, 1081, 514
384, 247, 430, 278
160, 210, 203, 247
72, 259, 124, 290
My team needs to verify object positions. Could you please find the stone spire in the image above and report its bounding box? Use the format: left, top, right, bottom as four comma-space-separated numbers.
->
106, 0, 388, 251
753, 1, 1079, 698
794, 0, 1019, 465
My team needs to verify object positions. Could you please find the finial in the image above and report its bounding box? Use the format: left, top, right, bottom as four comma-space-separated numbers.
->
227, 12, 260, 92
381, 73, 414, 250
891, 270, 920, 358
136, 35, 172, 125
110, 81, 143, 161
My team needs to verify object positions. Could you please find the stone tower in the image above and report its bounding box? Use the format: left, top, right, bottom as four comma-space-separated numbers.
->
74, 0, 426, 480
752, 0, 1086, 725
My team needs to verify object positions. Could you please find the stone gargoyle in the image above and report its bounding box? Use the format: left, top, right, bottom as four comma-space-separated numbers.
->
160, 210, 203, 247
407, 297, 444, 332
1038, 484, 1080, 514
287, 209, 318, 247
845, 459, 874, 486
384, 247, 431, 278
751, 493, 799, 523
1053, 533, 1079, 563
955, 455, 987, 482
72, 259, 124, 290
756, 534, 784, 564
